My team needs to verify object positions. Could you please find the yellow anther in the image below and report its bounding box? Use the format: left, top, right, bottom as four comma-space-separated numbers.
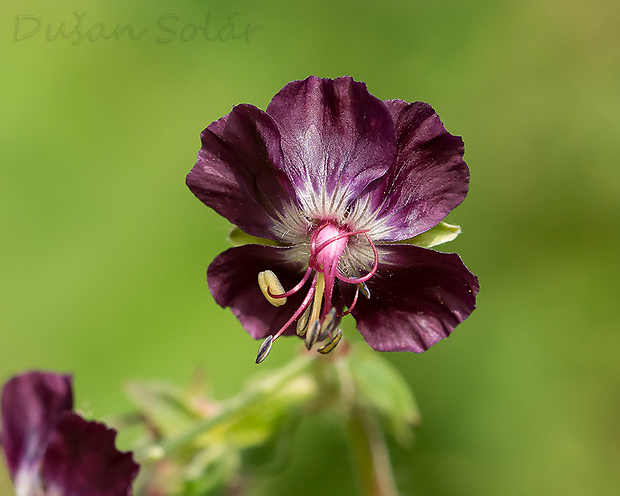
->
258, 270, 287, 307
296, 303, 313, 336
317, 328, 342, 354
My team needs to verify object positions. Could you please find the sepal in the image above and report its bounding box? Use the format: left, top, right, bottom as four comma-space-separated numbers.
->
398, 221, 461, 248
228, 227, 280, 247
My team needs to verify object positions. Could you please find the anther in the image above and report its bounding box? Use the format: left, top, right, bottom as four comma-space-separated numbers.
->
256, 335, 273, 364
305, 320, 321, 350
317, 328, 342, 354
258, 270, 287, 307
296, 302, 313, 336
359, 282, 371, 299
318, 307, 338, 341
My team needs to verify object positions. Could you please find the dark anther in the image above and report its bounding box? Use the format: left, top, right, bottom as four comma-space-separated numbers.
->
305, 320, 321, 350
256, 335, 274, 364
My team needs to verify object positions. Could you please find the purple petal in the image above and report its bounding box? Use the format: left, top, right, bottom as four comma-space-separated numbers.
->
1, 371, 73, 482
186, 104, 297, 240
208, 244, 310, 339
266, 76, 396, 211
367, 100, 470, 241
348, 245, 479, 352
41, 412, 138, 496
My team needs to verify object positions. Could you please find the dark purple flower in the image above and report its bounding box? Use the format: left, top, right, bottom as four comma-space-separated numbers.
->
1, 371, 139, 496
187, 76, 479, 362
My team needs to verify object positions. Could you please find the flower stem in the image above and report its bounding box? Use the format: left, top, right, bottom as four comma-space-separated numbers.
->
346, 405, 399, 496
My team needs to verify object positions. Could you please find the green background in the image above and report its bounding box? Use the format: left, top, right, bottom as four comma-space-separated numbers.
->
1, 0, 619, 494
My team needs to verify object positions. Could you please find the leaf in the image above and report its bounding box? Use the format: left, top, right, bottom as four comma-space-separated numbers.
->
348, 352, 421, 444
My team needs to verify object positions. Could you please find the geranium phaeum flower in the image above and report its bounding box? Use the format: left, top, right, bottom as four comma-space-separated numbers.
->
187, 76, 479, 363
1, 371, 139, 496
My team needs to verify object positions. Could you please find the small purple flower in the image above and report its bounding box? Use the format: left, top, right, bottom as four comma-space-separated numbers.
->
1, 371, 139, 496
187, 76, 479, 362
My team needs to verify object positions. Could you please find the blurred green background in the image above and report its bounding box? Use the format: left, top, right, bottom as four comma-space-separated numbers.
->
1, 0, 619, 494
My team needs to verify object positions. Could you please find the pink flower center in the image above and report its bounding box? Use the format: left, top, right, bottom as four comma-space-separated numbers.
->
311, 223, 349, 272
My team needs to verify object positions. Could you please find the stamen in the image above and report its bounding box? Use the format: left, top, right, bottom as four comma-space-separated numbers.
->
269, 266, 313, 299
258, 270, 287, 307
310, 273, 325, 325
271, 272, 319, 341
256, 273, 318, 364
359, 281, 371, 299
296, 302, 313, 336
255, 335, 273, 364
305, 320, 321, 350
317, 328, 343, 354
318, 307, 338, 341
340, 285, 359, 317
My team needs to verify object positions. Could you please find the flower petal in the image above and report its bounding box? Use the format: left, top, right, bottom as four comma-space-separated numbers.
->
348, 245, 479, 352
186, 104, 297, 240
266, 76, 396, 216
41, 412, 139, 496
365, 100, 470, 241
207, 244, 310, 339
1, 371, 73, 484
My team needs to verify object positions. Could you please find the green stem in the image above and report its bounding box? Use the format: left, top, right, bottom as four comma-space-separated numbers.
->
346, 405, 399, 496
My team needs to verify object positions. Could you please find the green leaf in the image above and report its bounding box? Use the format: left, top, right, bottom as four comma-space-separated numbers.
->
228, 227, 280, 247
348, 351, 421, 444
399, 221, 461, 248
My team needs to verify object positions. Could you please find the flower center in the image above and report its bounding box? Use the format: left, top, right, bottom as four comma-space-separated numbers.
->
255, 222, 378, 363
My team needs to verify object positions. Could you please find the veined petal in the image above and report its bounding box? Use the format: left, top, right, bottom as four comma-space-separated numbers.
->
207, 245, 309, 339
266, 76, 396, 217
364, 100, 470, 241
348, 245, 479, 352
1, 372, 73, 485
41, 413, 138, 496
186, 104, 298, 240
